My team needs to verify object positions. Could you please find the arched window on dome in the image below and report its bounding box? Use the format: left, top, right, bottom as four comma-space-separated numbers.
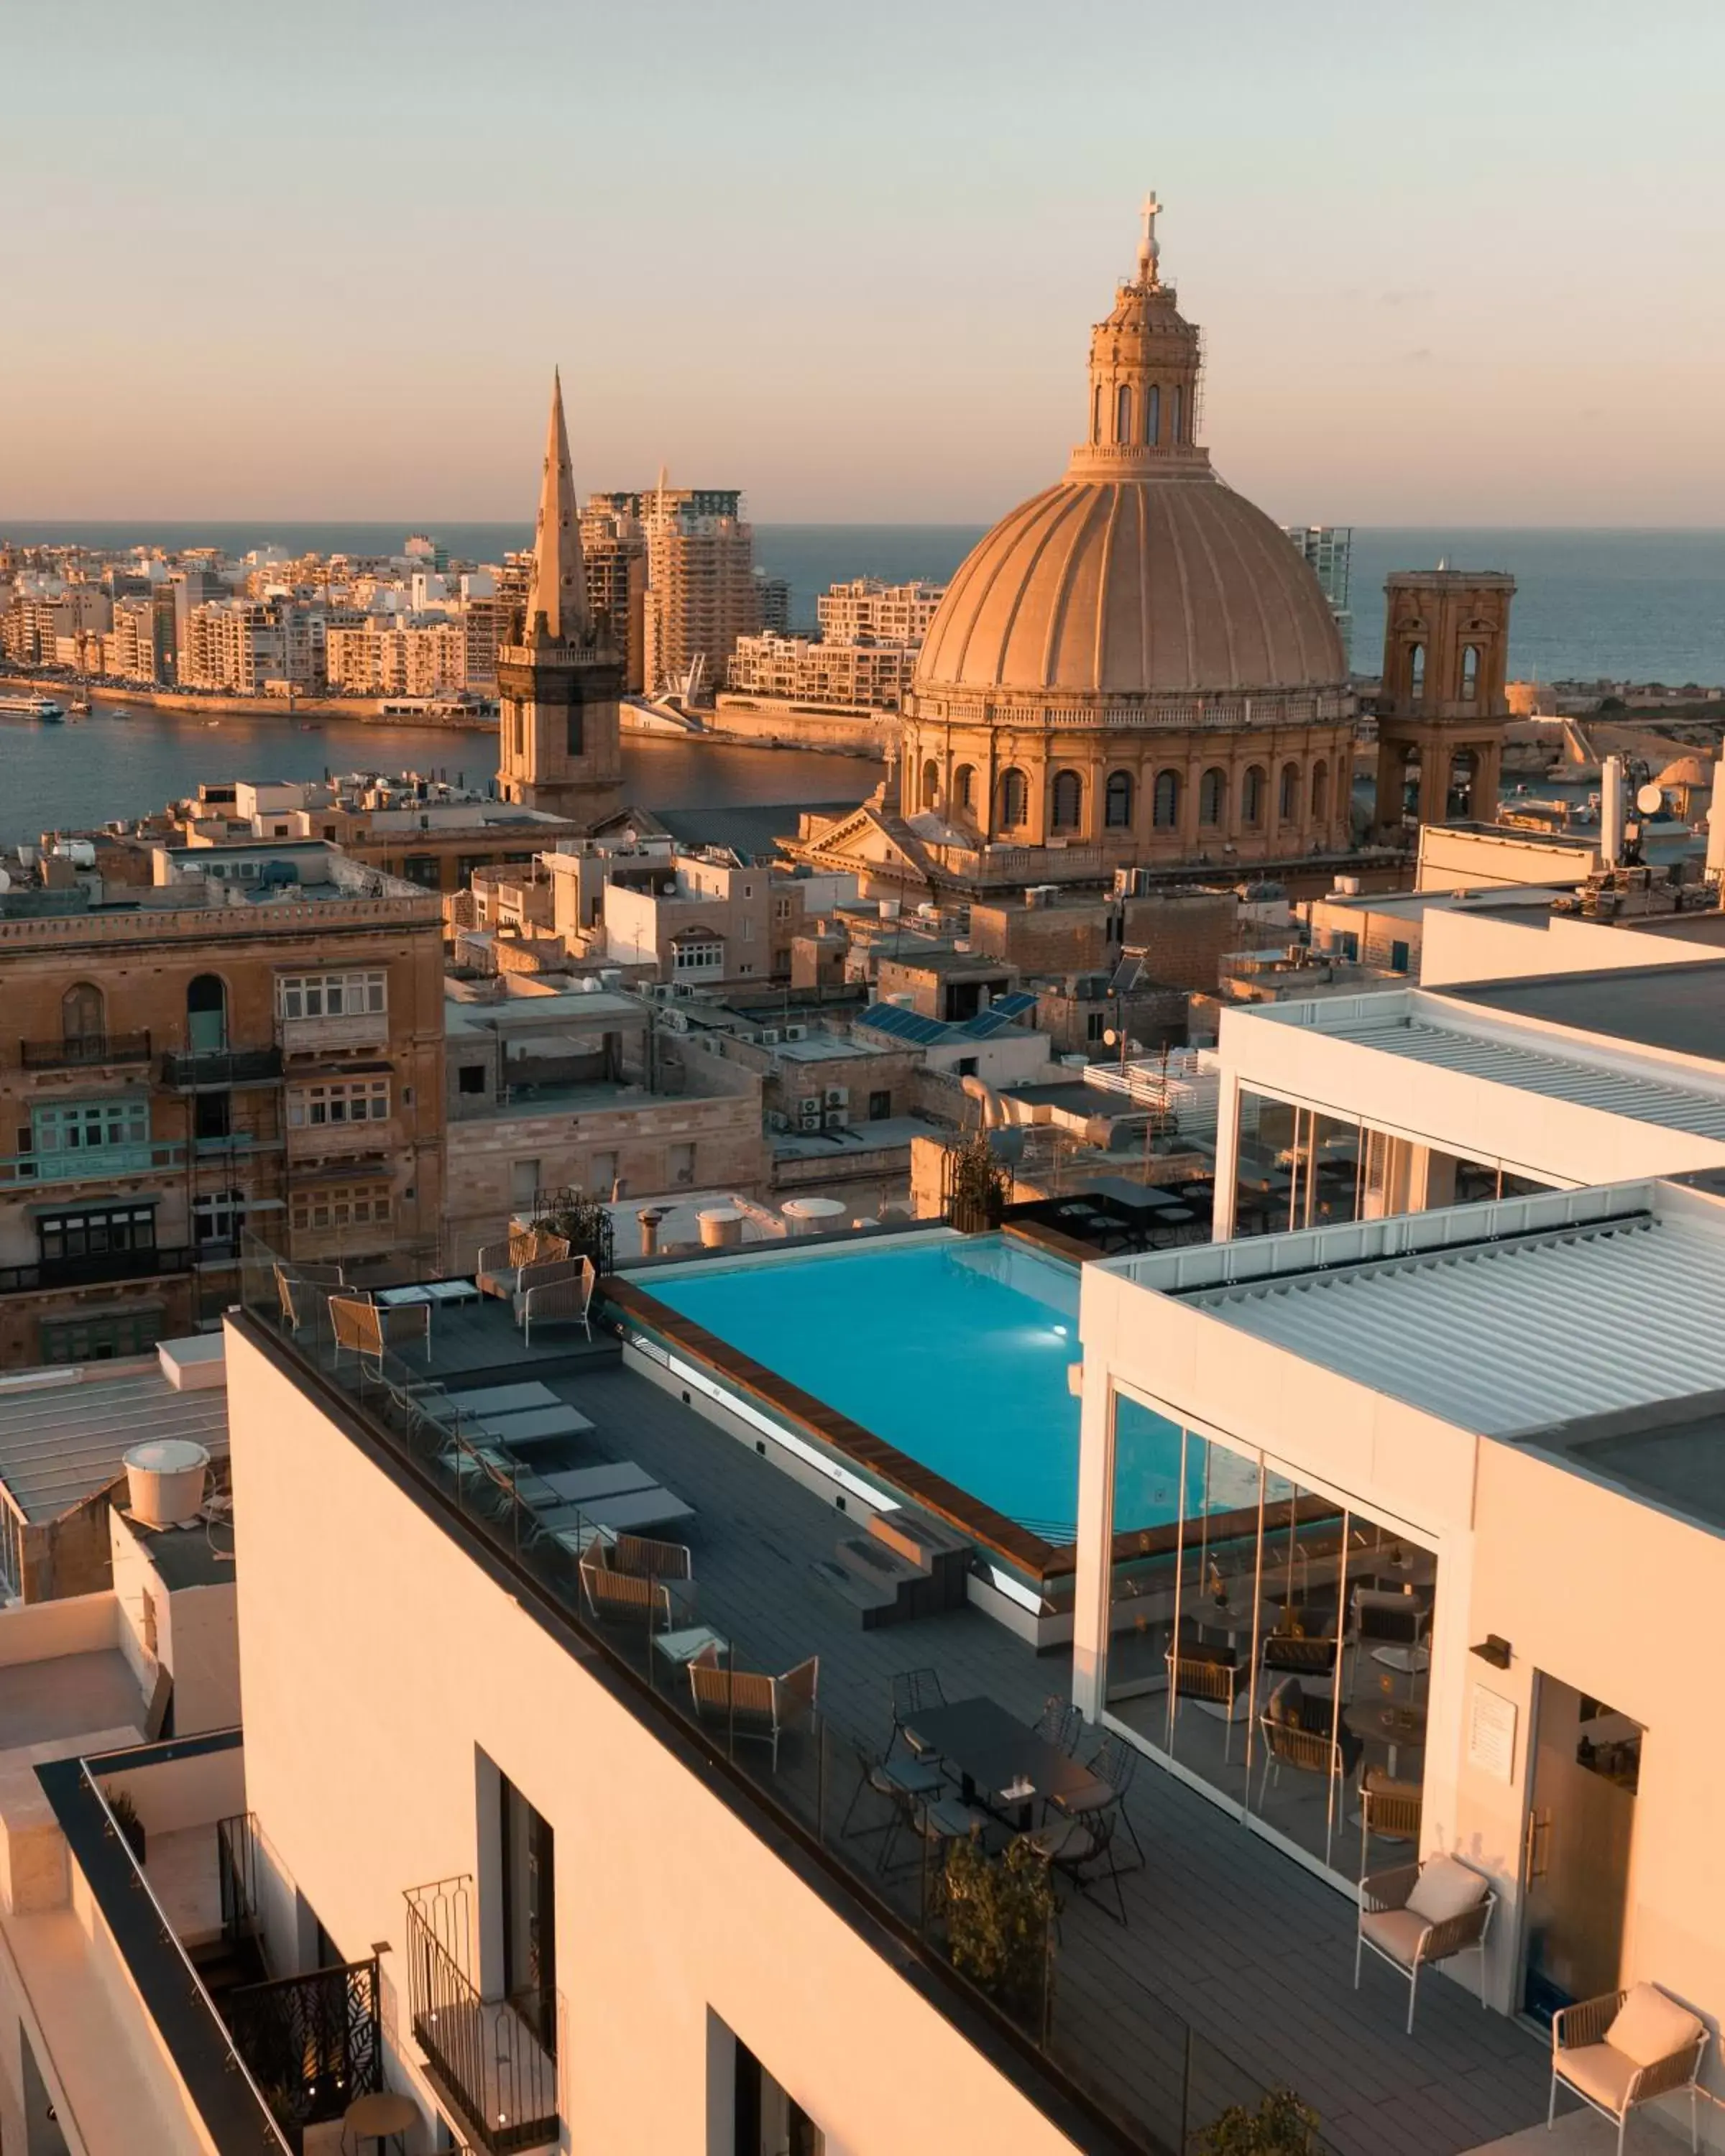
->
1050, 768, 1083, 832
1172, 385, 1184, 446
1152, 769, 1181, 829
1104, 770, 1133, 829
1114, 384, 1132, 447
1311, 760, 1330, 821
1092, 384, 1102, 446
998, 767, 1028, 831
1198, 766, 1227, 828
954, 763, 977, 816
1279, 761, 1301, 824
1146, 383, 1161, 446
920, 759, 940, 812
1242, 765, 1266, 829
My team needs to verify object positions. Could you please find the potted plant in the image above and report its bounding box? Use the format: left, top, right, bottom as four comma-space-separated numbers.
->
945, 1134, 1009, 1234
1198, 2088, 1322, 2155
105, 1785, 146, 1863
533, 1188, 615, 1276
943, 1834, 1055, 2025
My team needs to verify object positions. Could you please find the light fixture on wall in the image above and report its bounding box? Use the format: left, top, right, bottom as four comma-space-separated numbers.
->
1470, 1635, 1512, 1669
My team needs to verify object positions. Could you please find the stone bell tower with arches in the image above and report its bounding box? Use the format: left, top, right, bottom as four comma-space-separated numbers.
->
1373, 566, 1517, 837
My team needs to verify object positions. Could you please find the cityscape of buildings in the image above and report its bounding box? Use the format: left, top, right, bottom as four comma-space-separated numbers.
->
0, 198, 1721, 2156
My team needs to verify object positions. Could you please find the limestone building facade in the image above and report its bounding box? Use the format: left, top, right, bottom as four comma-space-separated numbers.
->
1373, 567, 1517, 834
895, 203, 1356, 873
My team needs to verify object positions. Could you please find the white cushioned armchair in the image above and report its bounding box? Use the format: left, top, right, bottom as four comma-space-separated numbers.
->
1356, 1853, 1496, 2034
1549, 1981, 1708, 2155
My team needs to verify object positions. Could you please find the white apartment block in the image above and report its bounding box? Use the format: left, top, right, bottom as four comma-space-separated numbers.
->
326, 617, 467, 696
180, 601, 326, 694
726, 631, 914, 710
816, 577, 945, 647
99, 597, 159, 683
644, 512, 758, 694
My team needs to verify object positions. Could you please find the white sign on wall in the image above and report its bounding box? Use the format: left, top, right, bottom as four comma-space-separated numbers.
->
1468, 1686, 1518, 1782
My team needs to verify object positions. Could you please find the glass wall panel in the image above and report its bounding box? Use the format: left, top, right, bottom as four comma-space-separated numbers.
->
1102, 1395, 1188, 1738
1233, 1092, 1363, 1235
1248, 1472, 1352, 1870
1344, 1519, 1437, 1881
1163, 1431, 1262, 1810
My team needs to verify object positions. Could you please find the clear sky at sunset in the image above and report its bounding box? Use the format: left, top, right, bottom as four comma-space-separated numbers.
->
4, 0, 1723, 526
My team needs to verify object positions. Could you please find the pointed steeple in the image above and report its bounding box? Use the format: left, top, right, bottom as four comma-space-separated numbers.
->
525, 368, 590, 642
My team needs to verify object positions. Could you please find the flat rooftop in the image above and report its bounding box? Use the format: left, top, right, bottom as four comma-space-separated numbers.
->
1442, 960, 1725, 1060
0, 1361, 228, 1524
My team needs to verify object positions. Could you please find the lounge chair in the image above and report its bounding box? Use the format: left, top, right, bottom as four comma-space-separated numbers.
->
1356, 1854, 1496, 2033
688, 1646, 819, 1769
608, 1532, 692, 1585
328, 1294, 431, 1376
476, 1227, 569, 1301
1549, 1981, 1708, 2155
1164, 1641, 1245, 1761
578, 1546, 691, 1631
515, 1256, 595, 1345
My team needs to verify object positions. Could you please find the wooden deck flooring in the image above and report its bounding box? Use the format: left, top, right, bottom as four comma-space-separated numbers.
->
528, 1359, 1553, 2156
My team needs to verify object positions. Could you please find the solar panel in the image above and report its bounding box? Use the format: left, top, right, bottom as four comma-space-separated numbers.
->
988, 990, 1039, 1018
857, 1003, 949, 1046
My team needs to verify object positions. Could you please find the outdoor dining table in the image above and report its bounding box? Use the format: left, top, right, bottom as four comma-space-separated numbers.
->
1344, 1698, 1429, 1778
901, 1697, 1099, 1832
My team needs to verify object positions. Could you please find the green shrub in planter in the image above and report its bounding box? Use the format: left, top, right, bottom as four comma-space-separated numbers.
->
105, 1786, 146, 1863
1198, 2088, 1322, 2155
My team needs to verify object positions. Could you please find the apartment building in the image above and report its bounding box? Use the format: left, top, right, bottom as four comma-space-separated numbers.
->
815, 576, 945, 647
443, 977, 767, 1258
0, 840, 445, 1368
98, 596, 160, 683
0, 587, 112, 665
725, 631, 915, 711
643, 496, 759, 694
579, 497, 648, 691
180, 600, 326, 694
602, 852, 856, 986
324, 615, 467, 696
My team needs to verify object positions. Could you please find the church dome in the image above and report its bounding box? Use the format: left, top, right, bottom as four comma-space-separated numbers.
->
912, 198, 1346, 708
914, 471, 1345, 698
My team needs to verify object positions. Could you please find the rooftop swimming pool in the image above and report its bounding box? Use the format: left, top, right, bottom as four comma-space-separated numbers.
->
637, 1231, 1196, 1553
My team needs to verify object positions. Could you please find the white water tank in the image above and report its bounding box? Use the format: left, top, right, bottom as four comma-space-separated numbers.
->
123, 1439, 211, 1526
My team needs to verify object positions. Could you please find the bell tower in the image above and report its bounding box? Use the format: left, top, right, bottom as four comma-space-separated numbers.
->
497, 370, 624, 826
1373, 567, 1517, 837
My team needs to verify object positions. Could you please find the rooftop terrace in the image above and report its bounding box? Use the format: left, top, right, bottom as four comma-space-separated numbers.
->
233, 1252, 1552, 2156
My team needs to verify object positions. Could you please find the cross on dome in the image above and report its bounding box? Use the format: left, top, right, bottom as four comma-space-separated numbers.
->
1137, 191, 1162, 284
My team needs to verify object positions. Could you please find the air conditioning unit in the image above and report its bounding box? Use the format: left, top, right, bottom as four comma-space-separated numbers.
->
797, 1096, 820, 1115
799, 1110, 822, 1130
784, 1024, 807, 1041
824, 1087, 849, 1107
758, 1028, 781, 1045
823, 1107, 849, 1129
767, 1110, 789, 1131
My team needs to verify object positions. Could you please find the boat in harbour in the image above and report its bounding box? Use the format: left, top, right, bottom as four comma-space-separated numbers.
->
0, 694, 65, 721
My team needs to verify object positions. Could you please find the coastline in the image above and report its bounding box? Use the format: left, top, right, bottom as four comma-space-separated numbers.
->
0, 673, 494, 729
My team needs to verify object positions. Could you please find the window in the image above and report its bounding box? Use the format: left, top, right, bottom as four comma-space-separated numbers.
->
671, 934, 724, 977
868, 1089, 891, 1120
194, 1089, 231, 1143
1461, 643, 1480, 699
192, 1189, 245, 1249
1146, 382, 1161, 446
1050, 768, 1082, 831
457, 1064, 487, 1095
512, 710, 525, 759
401, 854, 441, 889
37, 1204, 156, 1263
1198, 766, 1227, 827
500, 1772, 557, 2059
1087, 1009, 1106, 1042
1152, 768, 1181, 829
954, 1056, 978, 1078
589, 1150, 619, 1195
1311, 760, 1330, 819
1241, 764, 1266, 828
61, 980, 104, 1044
1390, 939, 1412, 973
1104, 770, 1133, 829
998, 767, 1028, 829
732, 2033, 824, 2156
186, 973, 226, 1054
1279, 762, 1300, 823
31, 1097, 149, 1157
287, 1078, 390, 1126
566, 709, 583, 756
1409, 642, 1426, 702
40, 1308, 162, 1365
1171, 384, 1184, 444
1092, 382, 1102, 444
288, 1180, 392, 1234
276, 972, 387, 1021
921, 758, 939, 811
668, 1141, 696, 1187
953, 763, 976, 814
1114, 382, 1131, 445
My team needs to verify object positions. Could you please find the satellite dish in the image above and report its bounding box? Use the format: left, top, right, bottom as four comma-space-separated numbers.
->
1636, 782, 1665, 816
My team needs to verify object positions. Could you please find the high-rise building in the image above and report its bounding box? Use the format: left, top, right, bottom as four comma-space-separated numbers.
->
580, 497, 648, 692
1283, 525, 1353, 665
495, 372, 625, 824
755, 572, 792, 635
816, 577, 945, 647
641, 477, 759, 694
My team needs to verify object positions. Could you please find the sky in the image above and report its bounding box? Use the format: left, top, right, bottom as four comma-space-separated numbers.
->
4, 0, 1725, 527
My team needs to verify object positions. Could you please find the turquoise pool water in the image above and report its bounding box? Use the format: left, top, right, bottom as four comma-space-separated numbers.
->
646, 1235, 1084, 1539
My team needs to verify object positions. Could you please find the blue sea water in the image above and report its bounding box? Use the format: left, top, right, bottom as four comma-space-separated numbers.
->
7, 518, 1724, 685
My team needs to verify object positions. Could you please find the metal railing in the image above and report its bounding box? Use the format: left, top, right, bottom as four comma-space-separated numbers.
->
242, 1233, 1338, 2156
0, 1244, 192, 1294
226, 1955, 382, 2137
402, 1887, 558, 2155
19, 1030, 152, 1071
216, 1811, 259, 1946
161, 1044, 285, 1088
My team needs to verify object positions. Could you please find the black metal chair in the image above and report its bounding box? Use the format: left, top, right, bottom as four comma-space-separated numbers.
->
1054, 1731, 1146, 1868
1034, 1695, 1082, 1756
881, 1787, 991, 1879
1026, 1803, 1128, 1925
888, 1667, 946, 1758
840, 1734, 946, 1856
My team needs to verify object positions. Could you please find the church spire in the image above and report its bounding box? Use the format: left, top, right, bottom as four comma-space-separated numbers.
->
525, 367, 590, 642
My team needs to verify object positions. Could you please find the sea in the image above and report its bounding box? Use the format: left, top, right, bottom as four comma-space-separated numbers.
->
1, 520, 1722, 846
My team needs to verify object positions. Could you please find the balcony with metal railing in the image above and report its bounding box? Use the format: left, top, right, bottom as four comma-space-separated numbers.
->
161, 1044, 285, 1089
0, 1138, 185, 1187
0, 1244, 193, 1296
18, 1030, 153, 1072
275, 1010, 390, 1056
404, 1879, 558, 2155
